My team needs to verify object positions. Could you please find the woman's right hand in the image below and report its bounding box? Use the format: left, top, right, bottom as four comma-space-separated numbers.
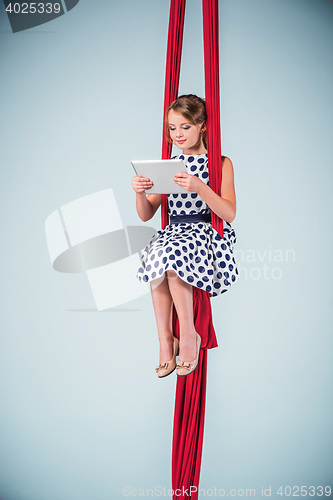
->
132, 176, 154, 194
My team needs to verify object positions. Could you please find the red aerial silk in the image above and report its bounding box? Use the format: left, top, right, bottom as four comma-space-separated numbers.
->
161, 0, 223, 238
160, 0, 223, 498
161, 0, 186, 228
171, 289, 217, 498
202, 0, 224, 237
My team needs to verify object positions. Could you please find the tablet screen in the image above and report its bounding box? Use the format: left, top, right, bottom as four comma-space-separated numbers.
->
131, 159, 190, 194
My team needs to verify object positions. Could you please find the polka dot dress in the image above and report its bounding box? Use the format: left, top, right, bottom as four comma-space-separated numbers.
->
136, 153, 239, 296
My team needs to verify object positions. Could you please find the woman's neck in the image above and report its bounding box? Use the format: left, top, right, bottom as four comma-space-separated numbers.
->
181, 143, 207, 155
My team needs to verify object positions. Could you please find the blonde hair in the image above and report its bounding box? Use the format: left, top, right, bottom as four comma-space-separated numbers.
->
165, 94, 207, 149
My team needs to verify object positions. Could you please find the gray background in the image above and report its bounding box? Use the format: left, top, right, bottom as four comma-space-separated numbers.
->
1, 0, 332, 498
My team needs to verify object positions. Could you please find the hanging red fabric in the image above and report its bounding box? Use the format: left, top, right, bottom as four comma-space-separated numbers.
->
160, 0, 223, 498
161, 0, 223, 239
202, 0, 224, 237
161, 0, 186, 229
171, 289, 217, 499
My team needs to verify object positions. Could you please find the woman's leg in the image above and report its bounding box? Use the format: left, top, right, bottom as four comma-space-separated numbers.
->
166, 270, 197, 362
150, 274, 175, 364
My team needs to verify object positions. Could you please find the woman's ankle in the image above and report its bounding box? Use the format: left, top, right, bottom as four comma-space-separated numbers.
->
179, 328, 197, 341
158, 331, 174, 344
178, 331, 197, 362
158, 334, 175, 364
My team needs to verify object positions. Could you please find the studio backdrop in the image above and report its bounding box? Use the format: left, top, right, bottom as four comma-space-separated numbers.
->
0, 0, 332, 499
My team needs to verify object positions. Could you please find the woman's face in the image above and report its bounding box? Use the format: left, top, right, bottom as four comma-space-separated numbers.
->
167, 110, 205, 154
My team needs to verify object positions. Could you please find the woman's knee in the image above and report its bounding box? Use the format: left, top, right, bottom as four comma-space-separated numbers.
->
150, 273, 167, 291
166, 270, 178, 280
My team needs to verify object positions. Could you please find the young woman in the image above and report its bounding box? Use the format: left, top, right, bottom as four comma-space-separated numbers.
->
132, 94, 239, 378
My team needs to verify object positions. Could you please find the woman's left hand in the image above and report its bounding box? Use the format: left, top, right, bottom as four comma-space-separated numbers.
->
174, 172, 204, 193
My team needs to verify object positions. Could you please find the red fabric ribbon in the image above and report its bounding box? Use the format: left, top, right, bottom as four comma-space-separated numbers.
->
171, 288, 218, 500
161, 0, 186, 229
202, 0, 224, 237
161, 0, 224, 239
160, 0, 223, 498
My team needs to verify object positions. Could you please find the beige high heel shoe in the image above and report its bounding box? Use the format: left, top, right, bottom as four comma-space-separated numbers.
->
155, 337, 179, 378
176, 333, 201, 377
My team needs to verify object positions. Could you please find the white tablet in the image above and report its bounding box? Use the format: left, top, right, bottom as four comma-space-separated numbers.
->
131, 159, 189, 194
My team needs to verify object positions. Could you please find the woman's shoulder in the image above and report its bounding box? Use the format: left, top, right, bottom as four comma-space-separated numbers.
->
221, 155, 234, 169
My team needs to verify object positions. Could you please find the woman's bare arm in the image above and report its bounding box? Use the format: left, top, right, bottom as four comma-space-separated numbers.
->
197, 157, 236, 223
132, 175, 161, 221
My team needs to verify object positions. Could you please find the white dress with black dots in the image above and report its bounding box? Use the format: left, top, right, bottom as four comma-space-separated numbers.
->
136, 153, 239, 296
